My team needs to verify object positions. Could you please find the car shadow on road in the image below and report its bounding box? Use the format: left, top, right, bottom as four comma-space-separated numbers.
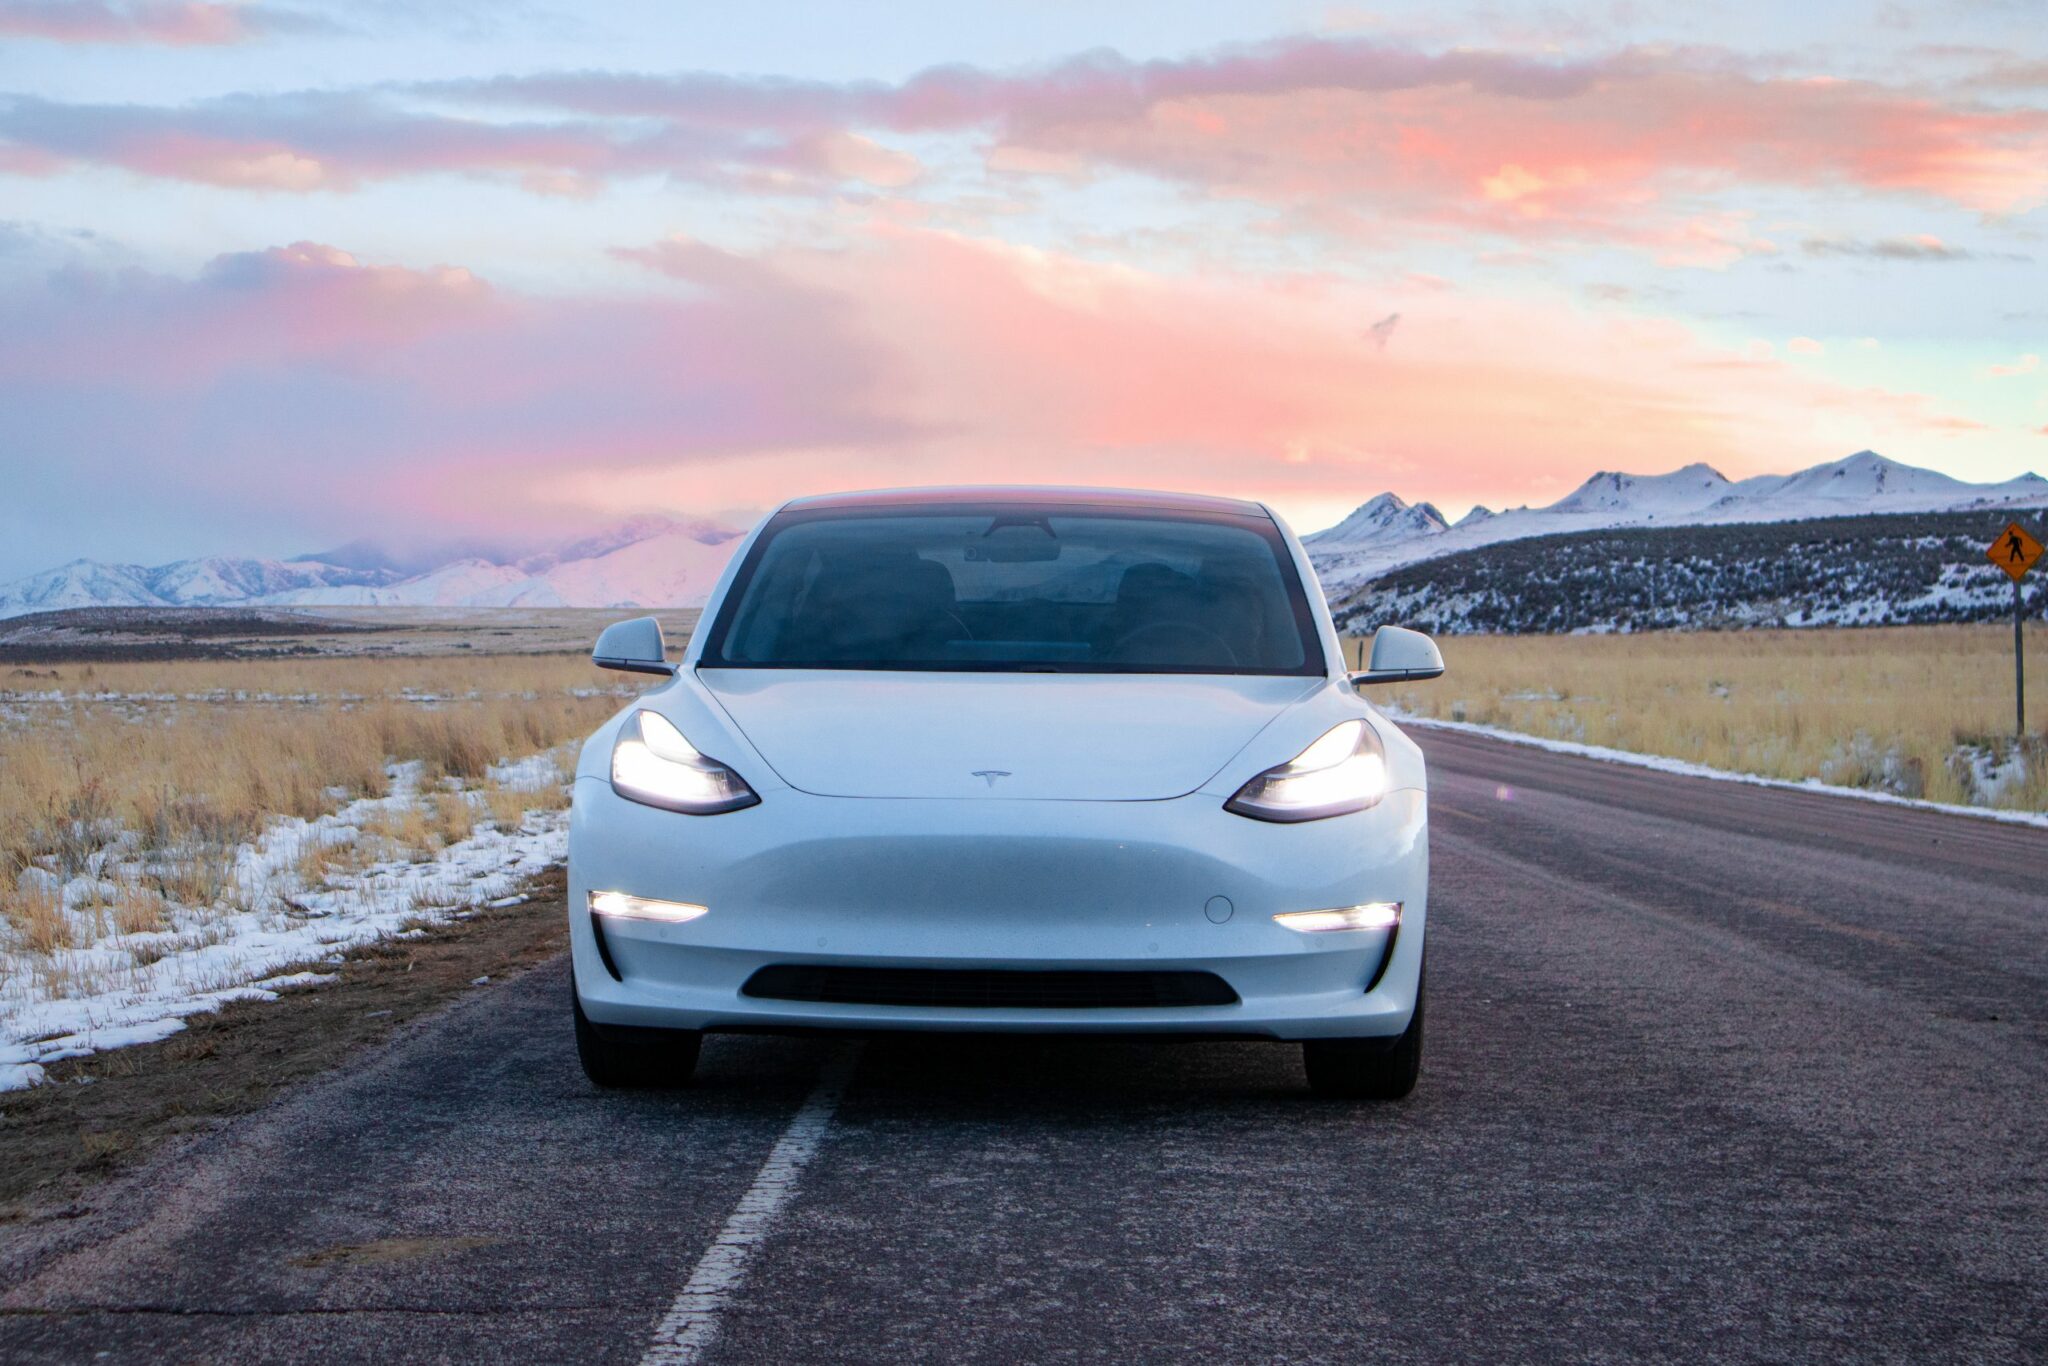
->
682, 1031, 1365, 1116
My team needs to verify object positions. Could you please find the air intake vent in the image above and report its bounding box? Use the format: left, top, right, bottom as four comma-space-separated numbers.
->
741, 965, 1239, 1010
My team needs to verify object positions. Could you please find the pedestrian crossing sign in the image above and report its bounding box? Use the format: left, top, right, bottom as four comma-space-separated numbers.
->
1987, 521, 2043, 583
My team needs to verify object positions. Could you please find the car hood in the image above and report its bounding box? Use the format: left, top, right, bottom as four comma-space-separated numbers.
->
698, 669, 1321, 800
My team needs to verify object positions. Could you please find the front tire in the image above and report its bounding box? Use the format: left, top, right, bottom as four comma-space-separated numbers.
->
1303, 964, 1424, 1100
573, 977, 702, 1089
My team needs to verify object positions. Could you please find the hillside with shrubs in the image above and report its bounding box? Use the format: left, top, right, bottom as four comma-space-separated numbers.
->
1333, 510, 2045, 635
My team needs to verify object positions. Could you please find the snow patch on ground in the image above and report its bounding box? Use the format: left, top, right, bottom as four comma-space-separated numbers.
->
1385, 710, 2048, 830
489, 752, 566, 791
1955, 742, 2032, 806
0, 759, 569, 1091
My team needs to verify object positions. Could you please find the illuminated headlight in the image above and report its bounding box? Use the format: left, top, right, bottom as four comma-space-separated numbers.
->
588, 890, 709, 923
1225, 719, 1388, 823
610, 710, 760, 815
1274, 902, 1402, 934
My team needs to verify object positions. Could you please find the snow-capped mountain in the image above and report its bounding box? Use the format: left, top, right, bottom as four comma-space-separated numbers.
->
1546, 462, 1733, 516
0, 556, 402, 617
1711, 449, 2036, 514
0, 517, 745, 619
1308, 451, 2048, 594
278, 520, 743, 610
1302, 493, 1450, 547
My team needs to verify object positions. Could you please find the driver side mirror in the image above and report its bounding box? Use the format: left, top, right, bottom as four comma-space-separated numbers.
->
1349, 625, 1444, 686
592, 616, 676, 676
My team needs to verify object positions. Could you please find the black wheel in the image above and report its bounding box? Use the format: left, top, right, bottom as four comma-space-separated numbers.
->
573, 977, 702, 1089
1303, 965, 1424, 1100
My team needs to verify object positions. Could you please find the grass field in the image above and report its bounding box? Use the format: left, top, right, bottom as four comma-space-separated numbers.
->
1353, 623, 2048, 812
0, 652, 654, 1082
1, 654, 637, 910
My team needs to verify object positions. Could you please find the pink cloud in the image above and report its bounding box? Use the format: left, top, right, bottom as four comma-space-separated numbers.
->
450, 40, 2048, 226
0, 1, 312, 45
584, 226, 1991, 522
0, 239, 911, 544
983, 59, 2048, 248
0, 88, 926, 196
0, 228, 2010, 552
3, 38, 2042, 251
0, 94, 659, 193
9, 243, 496, 386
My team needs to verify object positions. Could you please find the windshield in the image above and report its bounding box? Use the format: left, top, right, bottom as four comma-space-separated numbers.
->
701, 504, 1323, 674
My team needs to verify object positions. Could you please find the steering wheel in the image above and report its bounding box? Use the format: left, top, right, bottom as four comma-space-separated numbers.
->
1110, 621, 1237, 665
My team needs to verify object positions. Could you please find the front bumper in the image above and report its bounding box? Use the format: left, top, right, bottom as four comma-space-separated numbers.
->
568, 778, 1427, 1041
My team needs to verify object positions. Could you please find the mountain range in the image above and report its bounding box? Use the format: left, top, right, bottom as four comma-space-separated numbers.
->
1303, 451, 2048, 594
0, 516, 745, 619
1, 451, 2042, 621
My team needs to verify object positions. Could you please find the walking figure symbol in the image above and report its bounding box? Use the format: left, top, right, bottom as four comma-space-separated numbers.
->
1987, 522, 2041, 583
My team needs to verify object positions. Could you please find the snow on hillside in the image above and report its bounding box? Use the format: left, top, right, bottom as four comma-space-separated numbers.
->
1307, 451, 2048, 595
1303, 493, 1450, 547
522, 524, 740, 607
147, 556, 396, 604
1547, 463, 1732, 516
0, 556, 392, 617
0, 560, 164, 615
1715, 450, 2048, 515
0, 516, 745, 619
280, 559, 537, 608
1333, 510, 2045, 635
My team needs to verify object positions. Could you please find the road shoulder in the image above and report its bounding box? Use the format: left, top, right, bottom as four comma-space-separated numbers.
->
0, 869, 568, 1229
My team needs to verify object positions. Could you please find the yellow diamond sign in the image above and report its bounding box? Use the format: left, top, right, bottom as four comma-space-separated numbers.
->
1988, 521, 2044, 583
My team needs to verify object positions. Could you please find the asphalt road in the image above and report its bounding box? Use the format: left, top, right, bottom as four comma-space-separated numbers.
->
5, 727, 2047, 1364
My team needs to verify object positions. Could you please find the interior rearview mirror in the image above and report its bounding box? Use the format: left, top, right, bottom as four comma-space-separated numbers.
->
965, 522, 1062, 562
1350, 625, 1445, 686
593, 616, 676, 676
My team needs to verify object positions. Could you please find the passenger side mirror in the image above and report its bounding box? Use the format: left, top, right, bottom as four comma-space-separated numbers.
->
592, 616, 676, 676
1349, 625, 1444, 686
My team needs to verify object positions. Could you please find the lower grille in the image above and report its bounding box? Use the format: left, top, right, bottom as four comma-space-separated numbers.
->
741, 965, 1239, 1010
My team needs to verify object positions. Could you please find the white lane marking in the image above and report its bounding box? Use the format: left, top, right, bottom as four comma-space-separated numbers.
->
640, 1047, 861, 1366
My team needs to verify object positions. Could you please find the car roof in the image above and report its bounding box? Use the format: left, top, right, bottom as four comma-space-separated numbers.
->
779, 485, 1270, 517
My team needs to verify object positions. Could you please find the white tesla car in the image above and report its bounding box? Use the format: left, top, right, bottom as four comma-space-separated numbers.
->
568, 488, 1443, 1097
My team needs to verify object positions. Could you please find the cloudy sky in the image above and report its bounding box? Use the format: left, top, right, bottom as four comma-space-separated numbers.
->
1, 0, 2044, 578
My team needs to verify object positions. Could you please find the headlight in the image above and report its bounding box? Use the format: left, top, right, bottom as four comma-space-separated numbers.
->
1274, 902, 1401, 933
610, 710, 760, 815
1225, 719, 1387, 823
588, 890, 709, 923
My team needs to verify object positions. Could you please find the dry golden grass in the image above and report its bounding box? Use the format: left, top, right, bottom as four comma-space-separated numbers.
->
6, 875, 68, 954
3, 652, 624, 702
151, 849, 239, 909
1358, 623, 2048, 810
362, 803, 435, 859
107, 882, 171, 937
482, 770, 571, 832
0, 654, 640, 942
426, 791, 479, 847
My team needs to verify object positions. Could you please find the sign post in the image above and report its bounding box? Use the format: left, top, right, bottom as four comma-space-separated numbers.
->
1986, 520, 2044, 738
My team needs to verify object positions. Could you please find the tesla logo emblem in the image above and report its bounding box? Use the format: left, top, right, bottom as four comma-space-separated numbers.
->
971, 770, 1012, 788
